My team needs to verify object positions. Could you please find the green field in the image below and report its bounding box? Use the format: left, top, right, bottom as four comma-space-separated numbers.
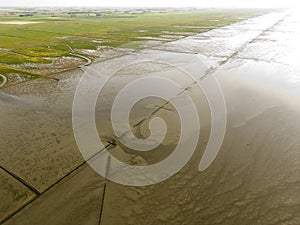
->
0, 8, 269, 87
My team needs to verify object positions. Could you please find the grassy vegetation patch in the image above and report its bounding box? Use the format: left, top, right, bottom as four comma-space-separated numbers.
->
0, 64, 41, 77
14, 47, 69, 57
0, 51, 51, 64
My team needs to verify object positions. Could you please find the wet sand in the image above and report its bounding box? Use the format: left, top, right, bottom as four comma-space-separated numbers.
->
1, 10, 300, 225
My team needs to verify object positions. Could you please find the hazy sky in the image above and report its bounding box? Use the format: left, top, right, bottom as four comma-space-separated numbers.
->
0, 0, 298, 8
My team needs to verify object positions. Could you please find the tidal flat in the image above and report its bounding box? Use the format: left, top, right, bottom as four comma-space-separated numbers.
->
1, 8, 300, 225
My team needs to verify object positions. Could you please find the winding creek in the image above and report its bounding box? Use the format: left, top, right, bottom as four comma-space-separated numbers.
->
0, 74, 7, 88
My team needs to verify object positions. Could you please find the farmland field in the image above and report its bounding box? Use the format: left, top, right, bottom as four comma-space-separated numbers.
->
0, 8, 269, 87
